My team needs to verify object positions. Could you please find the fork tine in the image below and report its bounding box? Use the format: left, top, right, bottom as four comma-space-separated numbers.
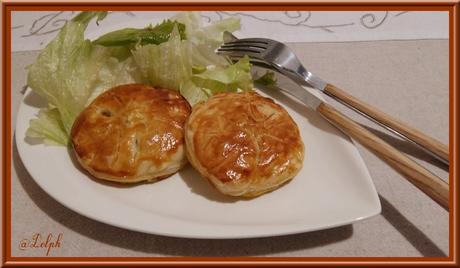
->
219, 42, 266, 51
216, 48, 263, 59
216, 49, 247, 58
225, 38, 273, 45
218, 46, 262, 54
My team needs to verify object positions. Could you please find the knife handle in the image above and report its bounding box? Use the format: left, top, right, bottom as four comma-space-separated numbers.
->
317, 102, 449, 210
323, 83, 449, 165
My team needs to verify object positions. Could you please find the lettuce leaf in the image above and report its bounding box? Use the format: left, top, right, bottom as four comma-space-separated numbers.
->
26, 108, 68, 146
179, 80, 210, 106
191, 56, 253, 93
86, 56, 140, 105
92, 20, 186, 47
254, 71, 277, 86
132, 29, 253, 105
180, 57, 253, 106
132, 26, 192, 90
27, 11, 110, 136
132, 14, 249, 105
172, 12, 238, 68
173, 12, 240, 48
26, 11, 137, 146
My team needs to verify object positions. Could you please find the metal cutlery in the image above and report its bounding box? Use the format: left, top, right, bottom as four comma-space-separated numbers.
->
217, 32, 449, 166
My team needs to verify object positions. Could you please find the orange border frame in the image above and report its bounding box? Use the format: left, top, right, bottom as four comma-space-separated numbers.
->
2, 1, 458, 267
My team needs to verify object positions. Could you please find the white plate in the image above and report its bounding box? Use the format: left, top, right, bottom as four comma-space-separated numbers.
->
15, 83, 381, 239
16, 15, 380, 238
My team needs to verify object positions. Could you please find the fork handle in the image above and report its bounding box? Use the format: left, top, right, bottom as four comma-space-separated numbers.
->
323, 83, 449, 165
317, 102, 449, 210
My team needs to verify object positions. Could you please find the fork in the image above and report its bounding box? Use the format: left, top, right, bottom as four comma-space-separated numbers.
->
217, 32, 449, 166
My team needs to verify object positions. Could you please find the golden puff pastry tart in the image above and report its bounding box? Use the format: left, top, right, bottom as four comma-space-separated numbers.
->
185, 91, 304, 197
71, 84, 191, 183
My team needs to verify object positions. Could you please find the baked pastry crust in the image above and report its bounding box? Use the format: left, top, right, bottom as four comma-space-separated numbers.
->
185, 91, 304, 197
71, 84, 191, 183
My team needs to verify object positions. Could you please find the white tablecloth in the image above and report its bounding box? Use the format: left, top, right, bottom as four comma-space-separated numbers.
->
11, 11, 448, 51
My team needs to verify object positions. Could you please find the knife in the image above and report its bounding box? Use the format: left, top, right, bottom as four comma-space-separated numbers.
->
255, 81, 449, 210
221, 32, 449, 166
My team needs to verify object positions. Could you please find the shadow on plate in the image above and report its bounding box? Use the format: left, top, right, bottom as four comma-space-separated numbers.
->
23, 90, 47, 108
178, 165, 296, 203
24, 136, 45, 145
178, 165, 237, 203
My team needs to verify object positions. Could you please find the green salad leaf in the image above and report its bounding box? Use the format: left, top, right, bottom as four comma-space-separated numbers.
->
72, 11, 108, 25
27, 11, 110, 138
132, 26, 193, 91
254, 71, 277, 86
179, 80, 210, 106
93, 20, 186, 47
26, 108, 68, 145
86, 56, 140, 105
191, 56, 253, 93
180, 57, 254, 106
172, 12, 238, 68
26, 11, 136, 145
132, 27, 252, 105
173, 12, 240, 48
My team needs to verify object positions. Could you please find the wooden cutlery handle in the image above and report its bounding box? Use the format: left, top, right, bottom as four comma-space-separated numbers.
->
317, 102, 449, 210
324, 83, 449, 164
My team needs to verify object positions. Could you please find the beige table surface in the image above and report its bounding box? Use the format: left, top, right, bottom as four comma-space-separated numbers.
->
10, 39, 449, 257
